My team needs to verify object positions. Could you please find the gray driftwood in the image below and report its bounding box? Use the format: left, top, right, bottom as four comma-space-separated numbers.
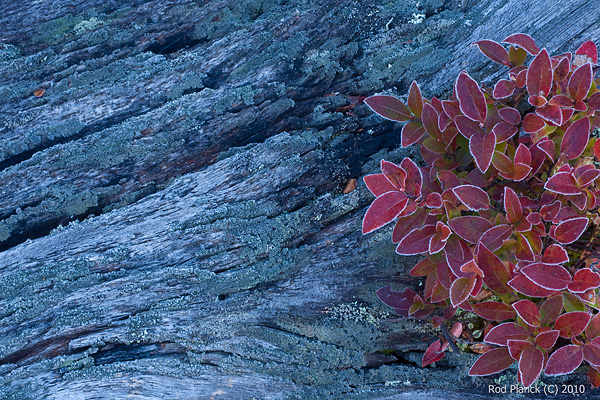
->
1, 0, 600, 399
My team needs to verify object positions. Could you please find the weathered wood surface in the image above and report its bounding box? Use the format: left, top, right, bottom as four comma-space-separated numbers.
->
1, 0, 600, 398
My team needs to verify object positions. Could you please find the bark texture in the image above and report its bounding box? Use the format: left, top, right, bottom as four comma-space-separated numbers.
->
1, 0, 600, 398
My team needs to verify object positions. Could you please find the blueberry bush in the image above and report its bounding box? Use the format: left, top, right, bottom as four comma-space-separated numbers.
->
362, 33, 600, 388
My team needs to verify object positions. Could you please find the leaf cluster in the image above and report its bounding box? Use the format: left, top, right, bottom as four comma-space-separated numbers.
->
363, 33, 600, 388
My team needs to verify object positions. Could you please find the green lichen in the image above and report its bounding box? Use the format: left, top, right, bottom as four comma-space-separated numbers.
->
73, 17, 104, 35
32, 15, 84, 45
327, 301, 390, 326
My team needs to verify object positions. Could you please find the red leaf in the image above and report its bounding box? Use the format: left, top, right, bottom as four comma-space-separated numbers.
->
431, 282, 450, 303
463, 168, 492, 187
587, 314, 600, 339
484, 322, 531, 346
471, 276, 484, 298
380, 160, 406, 190
554, 311, 591, 338
452, 185, 490, 211
526, 212, 542, 225
455, 72, 487, 123
544, 172, 580, 195
590, 92, 600, 111
469, 347, 515, 376
446, 253, 474, 279
524, 232, 543, 254
392, 208, 427, 243
479, 224, 513, 252
515, 143, 532, 166
522, 113, 546, 133
564, 194, 585, 214
396, 224, 437, 255
576, 169, 600, 188
503, 33, 540, 55
516, 69, 528, 88
504, 186, 523, 224
508, 274, 557, 298
401, 121, 426, 147
519, 346, 544, 388
574, 100, 588, 111
364, 174, 397, 197
401, 158, 423, 198
520, 263, 572, 291
493, 122, 519, 143
548, 94, 573, 107
429, 233, 447, 254
471, 301, 516, 321
588, 366, 600, 388
498, 107, 521, 125
535, 104, 563, 126
534, 138, 556, 161
527, 49, 552, 97
469, 131, 496, 173
450, 277, 476, 307
493, 79, 516, 99
561, 108, 575, 123
407, 81, 424, 118
575, 163, 598, 176
423, 138, 446, 155
515, 234, 535, 261
450, 322, 463, 338
476, 243, 513, 294
437, 170, 461, 190
439, 115, 455, 134
540, 200, 561, 221
444, 234, 465, 263
513, 299, 541, 327
362, 192, 409, 234
448, 216, 493, 244
421, 103, 441, 139
473, 40, 510, 65
554, 217, 589, 244
529, 95, 548, 107
580, 287, 597, 305
422, 339, 445, 367
426, 192, 443, 208
492, 150, 514, 174
430, 96, 443, 114
540, 295, 564, 325
568, 268, 600, 293
554, 57, 571, 82
575, 40, 598, 64
460, 260, 484, 277
584, 343, 600, 367
560, 117, 590, 160
536, 330, 559, 349
578, 167, 596, 188
568, 64, 593, 102
376, 286, 416, 310
409, 258, 437, 277
364, 95, 411, 122
441, 100, 461, 120
545, 345, 583, 375
542, 244, 569, 264
455, 115, 484, 138
437, 261, 454, 290
508, 339, 534, 360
